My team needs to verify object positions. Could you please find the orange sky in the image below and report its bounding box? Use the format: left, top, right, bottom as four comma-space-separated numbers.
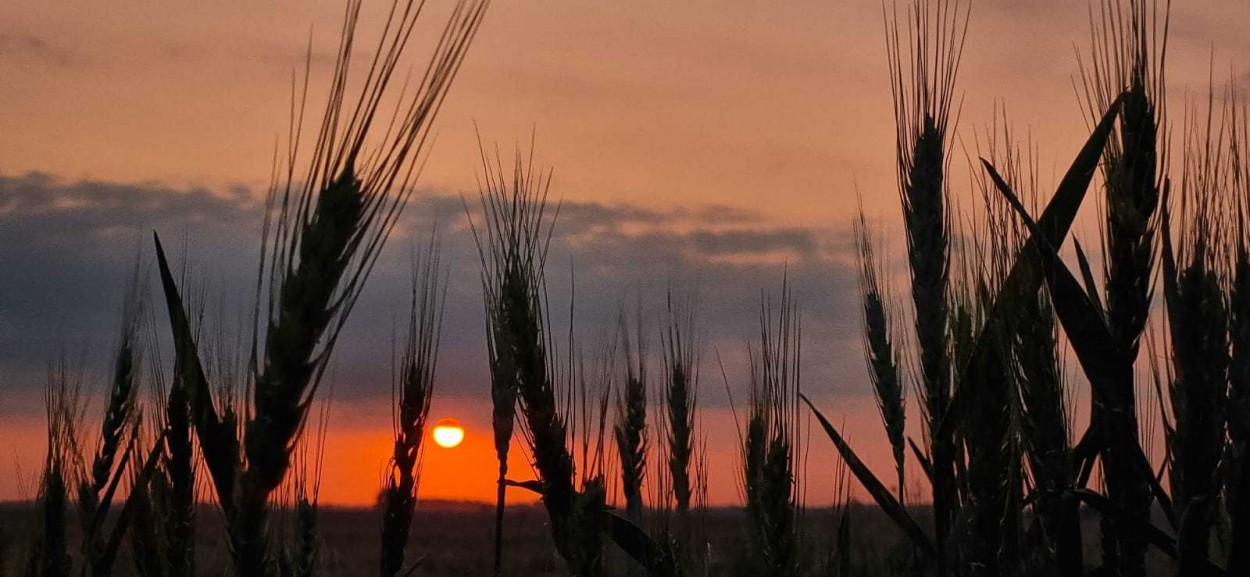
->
2, 1, 1246, 227
0, 1, 1246, 506
0, 393, 909, 507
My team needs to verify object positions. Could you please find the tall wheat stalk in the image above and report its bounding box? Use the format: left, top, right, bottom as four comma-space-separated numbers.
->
469, 144, 600, 574
659, 289, 699, 574
76, 266, 146, 577
153, 2, 488, 574
162, 367, 196, 577
1015, 283, 1078, 576
128, 300, 199, 577
661, 291, 698, 518
615, 311, 648, 577
968, 116, 1075, 575
470, 142, 679, 576
852, 210, 905, 504
885, 1, 969, 563
1160, 91, 1232, 574
1228, 88, 1250, 575
469, 141, 552, 576
282, 407, 327, 577
28, 364, 81, 577
739, 281, 802, 577
380, 244, 446, 577
1078, 2, 1169, 574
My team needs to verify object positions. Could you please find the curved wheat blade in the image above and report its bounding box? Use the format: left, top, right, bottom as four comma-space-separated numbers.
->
800, 393, 935, 558
934, 93, 1124, 441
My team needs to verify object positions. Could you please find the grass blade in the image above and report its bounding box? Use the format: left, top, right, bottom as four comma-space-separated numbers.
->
98, 432, 168, 574
935, 92, 1124, 442
800, 393, 934, 558
153, 232, 240, 510
1072, 489, 1175, 559
603, 511, 681, 577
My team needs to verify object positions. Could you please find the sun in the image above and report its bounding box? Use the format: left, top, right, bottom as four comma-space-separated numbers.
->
432, 418, 465, 448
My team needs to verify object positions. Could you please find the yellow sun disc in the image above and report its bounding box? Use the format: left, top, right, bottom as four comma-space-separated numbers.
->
432, 418, 464, 448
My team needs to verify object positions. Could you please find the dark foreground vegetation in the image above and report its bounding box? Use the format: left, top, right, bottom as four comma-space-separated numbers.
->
5, 502, 1172, 576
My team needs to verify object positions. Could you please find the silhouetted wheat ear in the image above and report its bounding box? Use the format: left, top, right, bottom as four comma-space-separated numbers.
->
616, 311, 649, 515
89, 284, 143, 500
468, 142, 582, 568
30, 364, 81, 577
885, 0, 968, 557
952, 280, 1018, 577
145, 1, 488, 574
467, 138, 555, 575
380, 242, 445, 577
470, 142, 680, 576
1014, 286, 1080, 573
163, 372, 197, 577
741, 281, 801, 577
277, 403, 327, 577
1077, 2, 1169, 574
970, 115, 1079, 576
853, 209, 906, 505
660, 290, 699, 518
1227, 87, 1250, 575
76, 262, 146, 577
1160, 94, 1234, 574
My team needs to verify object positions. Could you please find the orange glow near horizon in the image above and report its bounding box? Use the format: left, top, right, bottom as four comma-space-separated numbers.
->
316, 411, 542, 507
1, 395, 920, 508
0, 393, 1122, 508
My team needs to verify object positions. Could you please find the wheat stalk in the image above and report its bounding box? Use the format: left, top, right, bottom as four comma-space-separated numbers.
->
153, 2, 488, 573
467, 138, 555, 576
1160, 89, 1233, 573
885, 1, 969, 559
380, 242, 446, 577
615, 310, 649, 537
1227, 84, 1250, 575
853, 209, 906, 505
661, 290, 698, 520
78, 265, 146, 577
469, 141, 682, 576
29, 363, 81, 577
741, 280, 801, 577
1078, 2, 1170, 573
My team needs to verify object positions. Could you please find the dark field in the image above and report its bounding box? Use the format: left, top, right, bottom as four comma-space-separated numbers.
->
0, 500, 914, 576
0, 500, 1182, 576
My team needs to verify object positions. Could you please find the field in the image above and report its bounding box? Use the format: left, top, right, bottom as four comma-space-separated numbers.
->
3, 502, 1184, 576
0, 502, 917, 576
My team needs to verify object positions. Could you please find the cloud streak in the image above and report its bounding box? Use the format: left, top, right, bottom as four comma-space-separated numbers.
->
0, 173, 868, 416
0, 32, 76, 69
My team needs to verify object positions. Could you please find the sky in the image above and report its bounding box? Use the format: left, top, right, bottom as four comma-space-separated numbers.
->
2, 1, 1250, 506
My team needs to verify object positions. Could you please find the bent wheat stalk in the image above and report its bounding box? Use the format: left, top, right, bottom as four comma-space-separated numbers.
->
153, 2, 488, 574
469, 142, 679, 577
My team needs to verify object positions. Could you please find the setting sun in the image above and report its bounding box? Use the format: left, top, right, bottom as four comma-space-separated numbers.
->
431, 418, 465, 448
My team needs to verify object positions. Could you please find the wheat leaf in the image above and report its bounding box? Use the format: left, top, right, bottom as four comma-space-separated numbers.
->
1072, 489, 1176, 559
801, 394, 935, 558
908, 436, 933, 483
603, 511, 680, 577
153, 232, 238, 508
99, 432, 168, 574
1073, 239, 1106, 318
935, 92, 1125, 441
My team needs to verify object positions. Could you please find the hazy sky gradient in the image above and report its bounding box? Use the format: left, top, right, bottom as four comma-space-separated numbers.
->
2, 1, 1250, 505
